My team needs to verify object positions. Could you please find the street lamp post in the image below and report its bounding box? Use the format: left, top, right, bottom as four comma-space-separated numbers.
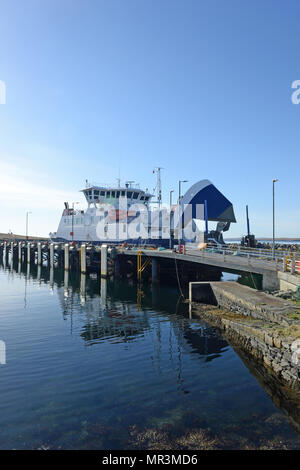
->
26, 212, 32, 240
169, 190, 174, 249
178, 180, 188, 245
272, 179, 279, 259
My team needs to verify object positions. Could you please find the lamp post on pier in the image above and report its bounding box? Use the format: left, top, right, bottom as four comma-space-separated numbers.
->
169, 190, 174, 249
178, 180, 188, 245
272, 179, 279, 260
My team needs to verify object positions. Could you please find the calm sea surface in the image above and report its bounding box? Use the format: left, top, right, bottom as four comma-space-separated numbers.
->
1, 260, 300, 449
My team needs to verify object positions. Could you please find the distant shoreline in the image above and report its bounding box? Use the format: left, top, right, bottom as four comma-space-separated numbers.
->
0, 233, 49, 241
225, 238, 300, 242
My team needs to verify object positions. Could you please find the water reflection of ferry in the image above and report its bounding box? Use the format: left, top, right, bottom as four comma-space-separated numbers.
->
4, 261, 300, 437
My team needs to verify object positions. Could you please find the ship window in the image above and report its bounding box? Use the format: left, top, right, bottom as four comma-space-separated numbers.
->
100, 191, 105, 196
140, 196, 145, 200
106, 191, 111, 198
116, 191, 120, 198
94, 190, 99, 196
133, 192, 138, 199
111, 191, 115, 198
127, 191, 133, 198
121, 191, 126, 196
88, 190, 92, 195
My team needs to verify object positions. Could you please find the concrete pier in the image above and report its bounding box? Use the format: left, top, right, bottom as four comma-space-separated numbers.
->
80, 244, 86, 274
101, 244, 108, 278
37, 243, 42, 266
64, 244, 69, 270
50, 243, 54, 268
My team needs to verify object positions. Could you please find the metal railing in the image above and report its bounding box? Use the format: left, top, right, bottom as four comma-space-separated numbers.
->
185, 244, 300, 274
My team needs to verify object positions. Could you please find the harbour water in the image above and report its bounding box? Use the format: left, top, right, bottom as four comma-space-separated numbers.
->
1, 261, 300, 449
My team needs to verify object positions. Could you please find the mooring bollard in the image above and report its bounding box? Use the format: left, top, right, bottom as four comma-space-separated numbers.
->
50, 243, 54, 268
64, 244, 69, 270
37, 242, 42, 266
27, 242, 31, 264
80, 244, 86, 274
18, 242, 22, 262
101, 244, 108, 277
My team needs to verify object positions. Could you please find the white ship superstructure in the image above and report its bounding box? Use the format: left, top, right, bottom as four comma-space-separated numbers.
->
50, 174, 236, 246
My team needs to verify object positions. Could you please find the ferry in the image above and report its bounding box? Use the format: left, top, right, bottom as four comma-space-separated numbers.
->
49, 170, 236, 246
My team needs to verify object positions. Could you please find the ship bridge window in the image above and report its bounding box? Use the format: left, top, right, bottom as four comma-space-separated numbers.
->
133, 192, 139, 199
88, 190, 92, 195
100, 191, 105, 196
116, 191, 120, 198
140, 196, 145, 200
106, 191, 111, 198
121, 191, 126, 196
94, 190, 99, 196
111, 191, 115, 198
127, 191, 133, 198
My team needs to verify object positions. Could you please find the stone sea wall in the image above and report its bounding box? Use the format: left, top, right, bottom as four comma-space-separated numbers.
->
190, 281, 300, 390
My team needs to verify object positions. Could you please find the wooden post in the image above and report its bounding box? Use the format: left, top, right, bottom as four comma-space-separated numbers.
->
101, 244, 108, 277
18, 242, 22, 262
50, 243, 54, 268
64, 244, 69, 270
80, 244, 86, 274
37, 242, 42, 266
10, 242, 14, 261
27, 242, 31, 264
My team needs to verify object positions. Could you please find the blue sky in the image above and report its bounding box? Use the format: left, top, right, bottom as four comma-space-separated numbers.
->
0, 0, 299, 237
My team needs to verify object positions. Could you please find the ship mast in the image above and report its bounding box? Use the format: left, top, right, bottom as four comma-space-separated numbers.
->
153, 167, 163, 209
